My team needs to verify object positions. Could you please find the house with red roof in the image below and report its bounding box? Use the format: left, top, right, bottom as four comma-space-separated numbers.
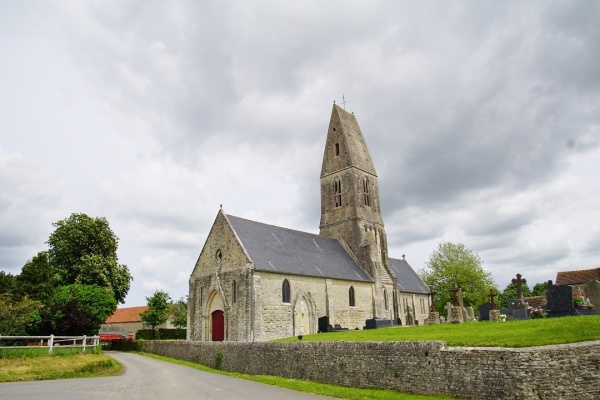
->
100, 306, 174, 339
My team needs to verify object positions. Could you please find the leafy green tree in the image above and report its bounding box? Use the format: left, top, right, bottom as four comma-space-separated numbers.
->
39, 284, 117, 335
140, 290, 171, 337
419, 242, 497, 314
47, 213, 132, 303
17, 251, 58, 304
170, 297, 187, 334
499, 279, 532, 309
0, 294, 42, 335
0, 271, 17, 295
531, 281, 549, 296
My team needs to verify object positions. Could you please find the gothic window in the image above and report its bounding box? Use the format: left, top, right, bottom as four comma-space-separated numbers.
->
335, 143, 340, 156
363, 177, 371, 206
383, 287, 388, 310
232, 280, 237, 303
349, 286, 355, 307
282, 279, 291, 303
334, 177, 342, 207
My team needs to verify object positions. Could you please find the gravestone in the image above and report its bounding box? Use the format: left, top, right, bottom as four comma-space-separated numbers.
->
546, 285, 575, 317
464, 306, 475, 321
478, 302, 493, 321
500, 308, 510, 316
445, 302, 453, 319
510, 273, 529, 311
512, 308, 529, 320
318, 316, 329, 333
450, 306, 464, 324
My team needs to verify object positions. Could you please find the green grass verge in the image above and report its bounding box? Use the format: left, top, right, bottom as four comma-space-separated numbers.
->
274, 315, 600, 347
0, 353, 122, 382
139, 352, 456, 400
0, 346, 102, 359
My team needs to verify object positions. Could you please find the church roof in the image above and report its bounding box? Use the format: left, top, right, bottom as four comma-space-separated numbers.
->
226, 214, 373, 282
389, 257, 430, 294
555, 267, 600, 286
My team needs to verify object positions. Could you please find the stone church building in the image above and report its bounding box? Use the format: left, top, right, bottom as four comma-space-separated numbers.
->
188, 104, 430, 342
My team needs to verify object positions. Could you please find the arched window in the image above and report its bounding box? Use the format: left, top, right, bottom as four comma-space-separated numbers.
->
363, 177, 371, 206
282, 279, 291, 303
334, 177, 342, 207
232, 280, 237, 303
349, 286, 355, 307
383, 287, 388, 310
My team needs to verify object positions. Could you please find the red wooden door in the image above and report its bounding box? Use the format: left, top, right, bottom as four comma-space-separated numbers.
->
212, 310, 224, 342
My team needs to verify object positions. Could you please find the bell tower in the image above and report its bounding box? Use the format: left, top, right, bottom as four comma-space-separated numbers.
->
319, 103, 391, 285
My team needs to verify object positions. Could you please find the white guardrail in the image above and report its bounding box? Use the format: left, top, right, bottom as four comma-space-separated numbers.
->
0, 335, 100, 354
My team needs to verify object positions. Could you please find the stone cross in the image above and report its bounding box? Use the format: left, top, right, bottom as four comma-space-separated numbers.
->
449, 284, 460, 306
456, 289, 465, 309
488, 289, 497, 310
512, 273, 527, 300
428, 290, 437, 312
444, 302, 453, 316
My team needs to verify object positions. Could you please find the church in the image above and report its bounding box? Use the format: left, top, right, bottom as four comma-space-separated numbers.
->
187, 104, 430, 342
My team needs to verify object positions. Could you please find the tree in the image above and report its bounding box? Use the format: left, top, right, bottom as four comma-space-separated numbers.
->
531, 281, 549, 296
0, 294, 41, 335
140, 290, 171, 337
170, 297, 187, 334
47, 213, 132, 303
39, 284, 117, 335
0, 271, 17, 296
419, 242, 496, 314
17, 251, 58, 304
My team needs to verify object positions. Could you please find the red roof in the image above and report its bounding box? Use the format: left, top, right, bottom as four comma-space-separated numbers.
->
105, 306, 148, 324
555, 268, 600, 286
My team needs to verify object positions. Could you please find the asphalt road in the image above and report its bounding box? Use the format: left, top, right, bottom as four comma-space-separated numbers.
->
0, 352, 333, 400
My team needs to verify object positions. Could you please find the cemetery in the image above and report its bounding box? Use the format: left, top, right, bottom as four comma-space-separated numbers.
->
139, 270, 600, 399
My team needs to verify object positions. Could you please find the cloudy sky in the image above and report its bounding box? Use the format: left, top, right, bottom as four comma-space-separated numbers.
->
1, 1, 599, 306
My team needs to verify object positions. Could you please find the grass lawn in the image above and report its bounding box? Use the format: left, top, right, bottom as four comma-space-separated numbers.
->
274, 315, 600, 347
0, 352, 122, 382
141, 352, 456, 400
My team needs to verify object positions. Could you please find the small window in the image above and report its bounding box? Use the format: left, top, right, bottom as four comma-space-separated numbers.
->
282, 279, 291, 303
232, 280, 237, 303
335, 143, 340, 156
200, 287, 203, 306
349, 286, 355, 307
363, 177, 371, 206
216, 250, 223, 261
334, 177, 342, 207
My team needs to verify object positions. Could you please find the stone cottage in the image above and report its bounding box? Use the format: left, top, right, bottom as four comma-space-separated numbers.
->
188, 104, 430, 342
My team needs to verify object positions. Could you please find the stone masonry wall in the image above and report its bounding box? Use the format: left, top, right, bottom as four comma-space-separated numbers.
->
142, 340, 600, 400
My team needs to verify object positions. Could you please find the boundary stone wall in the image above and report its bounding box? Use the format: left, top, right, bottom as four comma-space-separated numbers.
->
141, 340, 600, 399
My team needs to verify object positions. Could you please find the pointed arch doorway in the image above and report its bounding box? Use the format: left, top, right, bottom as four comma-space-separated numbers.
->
207, 290, 225, 342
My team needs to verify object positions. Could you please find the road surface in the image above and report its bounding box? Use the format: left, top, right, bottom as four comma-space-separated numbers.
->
0, 352, 333, 399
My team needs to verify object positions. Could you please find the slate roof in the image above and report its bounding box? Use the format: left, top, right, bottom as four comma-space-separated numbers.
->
556, 268, 600, 286
105, 306, 148, 324
389, 257, 430, 294
226, 214, 373, 282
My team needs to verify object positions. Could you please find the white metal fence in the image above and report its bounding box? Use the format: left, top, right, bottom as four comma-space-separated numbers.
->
0, 335, 100, 354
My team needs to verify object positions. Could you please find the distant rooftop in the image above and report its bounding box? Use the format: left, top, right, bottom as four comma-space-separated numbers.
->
105, 306, 148, 324
555, 268, 600, 286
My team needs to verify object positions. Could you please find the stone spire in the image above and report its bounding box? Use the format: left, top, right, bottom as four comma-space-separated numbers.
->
319, 103, 387, 280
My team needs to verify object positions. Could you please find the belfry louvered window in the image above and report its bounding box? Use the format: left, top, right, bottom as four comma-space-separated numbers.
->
363, 177, 371, 206
334, 177, 342, 207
